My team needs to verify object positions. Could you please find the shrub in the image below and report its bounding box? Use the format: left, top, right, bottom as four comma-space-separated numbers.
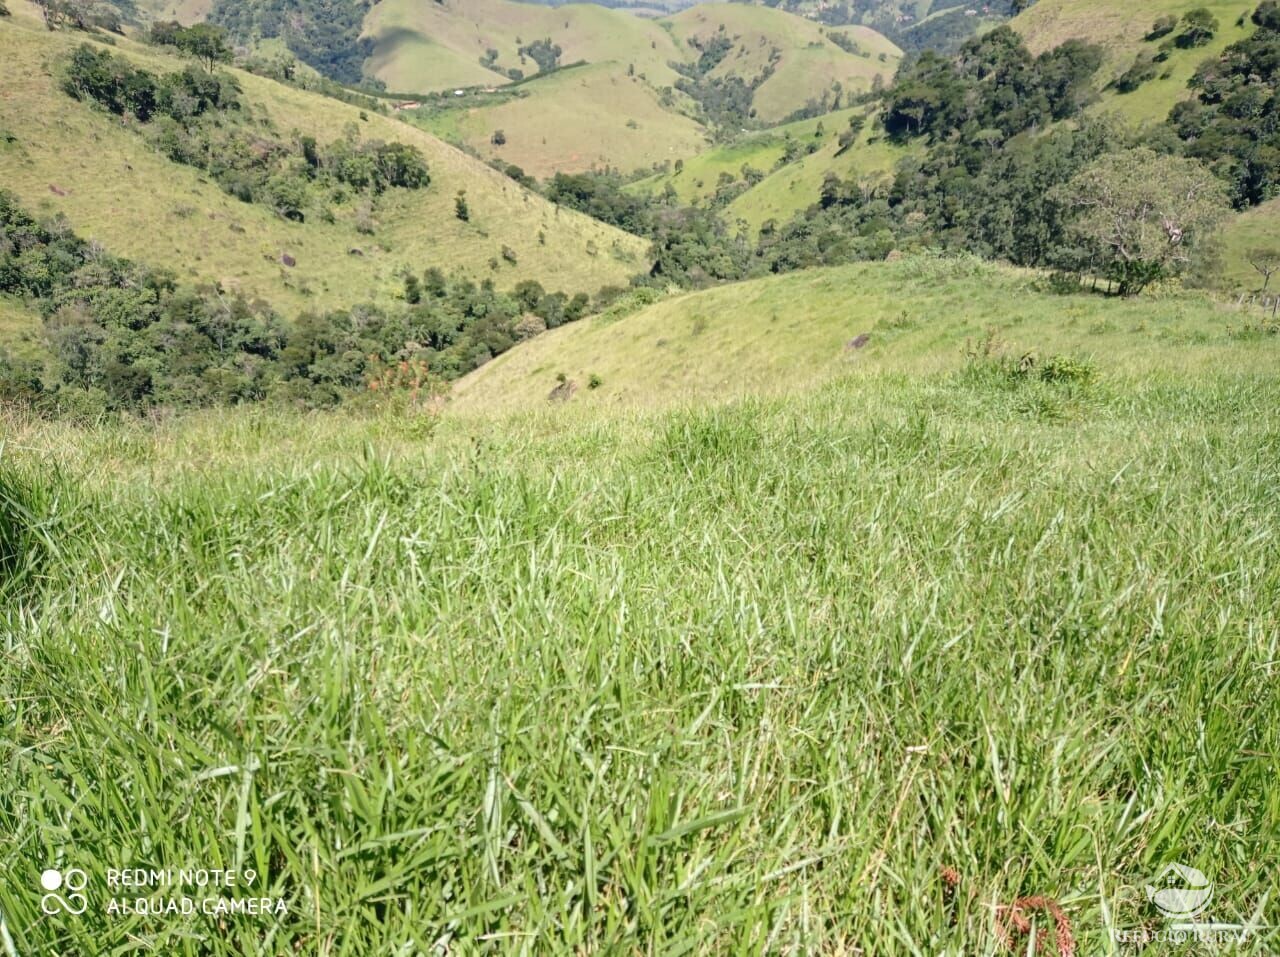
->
1146, 15, 1177, 40
1037, 354, 1098, 385
1115, 55, 1158, 93
1176, 8, 1218, 48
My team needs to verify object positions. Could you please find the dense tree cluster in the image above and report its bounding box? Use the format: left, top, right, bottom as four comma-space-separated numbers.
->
544, 173, 751, 288
0, 193, 587, 413
671, 32, 776, 134
883, 27, 1104, 141
518, 38, 563, 74
147, 21, 232, 72
63, 44, 240, 122
208, 0, 373, 84
62, 46, 428, 223
1170, 5, 1280, 206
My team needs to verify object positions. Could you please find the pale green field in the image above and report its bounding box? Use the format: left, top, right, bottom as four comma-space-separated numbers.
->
0, 7, 647, 311
628, 108, 862, 206
0, 295, 38, 360
1217, 197, 1280, 292
412, 62, 710, 178
727, 123, 914, 233
130, 0, 212, 25
1, 256, 1277, 954
451, 255, 1278, 413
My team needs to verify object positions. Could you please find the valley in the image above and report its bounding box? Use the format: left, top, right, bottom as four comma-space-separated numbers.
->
1, 0, 1278, 954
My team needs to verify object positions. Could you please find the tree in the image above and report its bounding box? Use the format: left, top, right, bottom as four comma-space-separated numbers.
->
1247, 246, 1280, 292
177, 23, 232, 73
454, 190, 470, 222
34, 0, 87, 31
1057, 149, 1230, 295
518, 38, 561, 73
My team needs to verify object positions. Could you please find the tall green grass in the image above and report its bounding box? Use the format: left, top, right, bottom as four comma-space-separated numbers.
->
1, 365, 1277, 953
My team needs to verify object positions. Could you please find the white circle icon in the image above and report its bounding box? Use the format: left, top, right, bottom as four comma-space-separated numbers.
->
40, 869, 62, 891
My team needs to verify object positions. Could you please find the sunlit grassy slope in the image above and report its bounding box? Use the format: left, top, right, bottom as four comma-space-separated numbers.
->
2, 255, 1277, 954
1013, 0, 1254, 124
131, 0, 213, 25
664, 3, 901, 122
728, 121, 912, 232
1217, 197, 1280, 291
628, 107, 870, 206
412, 62, 710, 178
362, 0, 687, 93
451, 255, 1278, 413
0, 6, 647, 312
361, 0, 900, 176
0, 295, 38, 359
629, 106, 910, 235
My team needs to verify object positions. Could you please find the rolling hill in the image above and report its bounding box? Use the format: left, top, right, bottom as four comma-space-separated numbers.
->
0, 1, 647, 331
640, 0, 1280, 242
627, 109, 861, 207
629, 104, 914, 234
359, 0, 899, 174
361, 0, 687, 92
663, 3, 901, 123
411, 62, 709, 178
450, 255, 1275, 413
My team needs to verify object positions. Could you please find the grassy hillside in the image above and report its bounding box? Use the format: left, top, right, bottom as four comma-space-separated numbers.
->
0, 295, 38, 359
664, 3, 901, 123
359, 0, 899, 174
643, 1, 1270, 236
0, 6, 646, 315
451, 255, 1276, 412
1013, 0, 1254, 124
133, 0, 214, 25
3, 256, 1276, 954
726, 119, 912, 232
411, 62, 709, 178
627, 107, 860, 206
362, 0, 686, 93
1217, 197, 1280, 292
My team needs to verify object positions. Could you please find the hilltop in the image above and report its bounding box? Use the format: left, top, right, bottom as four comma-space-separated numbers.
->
361, 0, 687, 93
450, 256, 1275, 413
0, 2, 646, 324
